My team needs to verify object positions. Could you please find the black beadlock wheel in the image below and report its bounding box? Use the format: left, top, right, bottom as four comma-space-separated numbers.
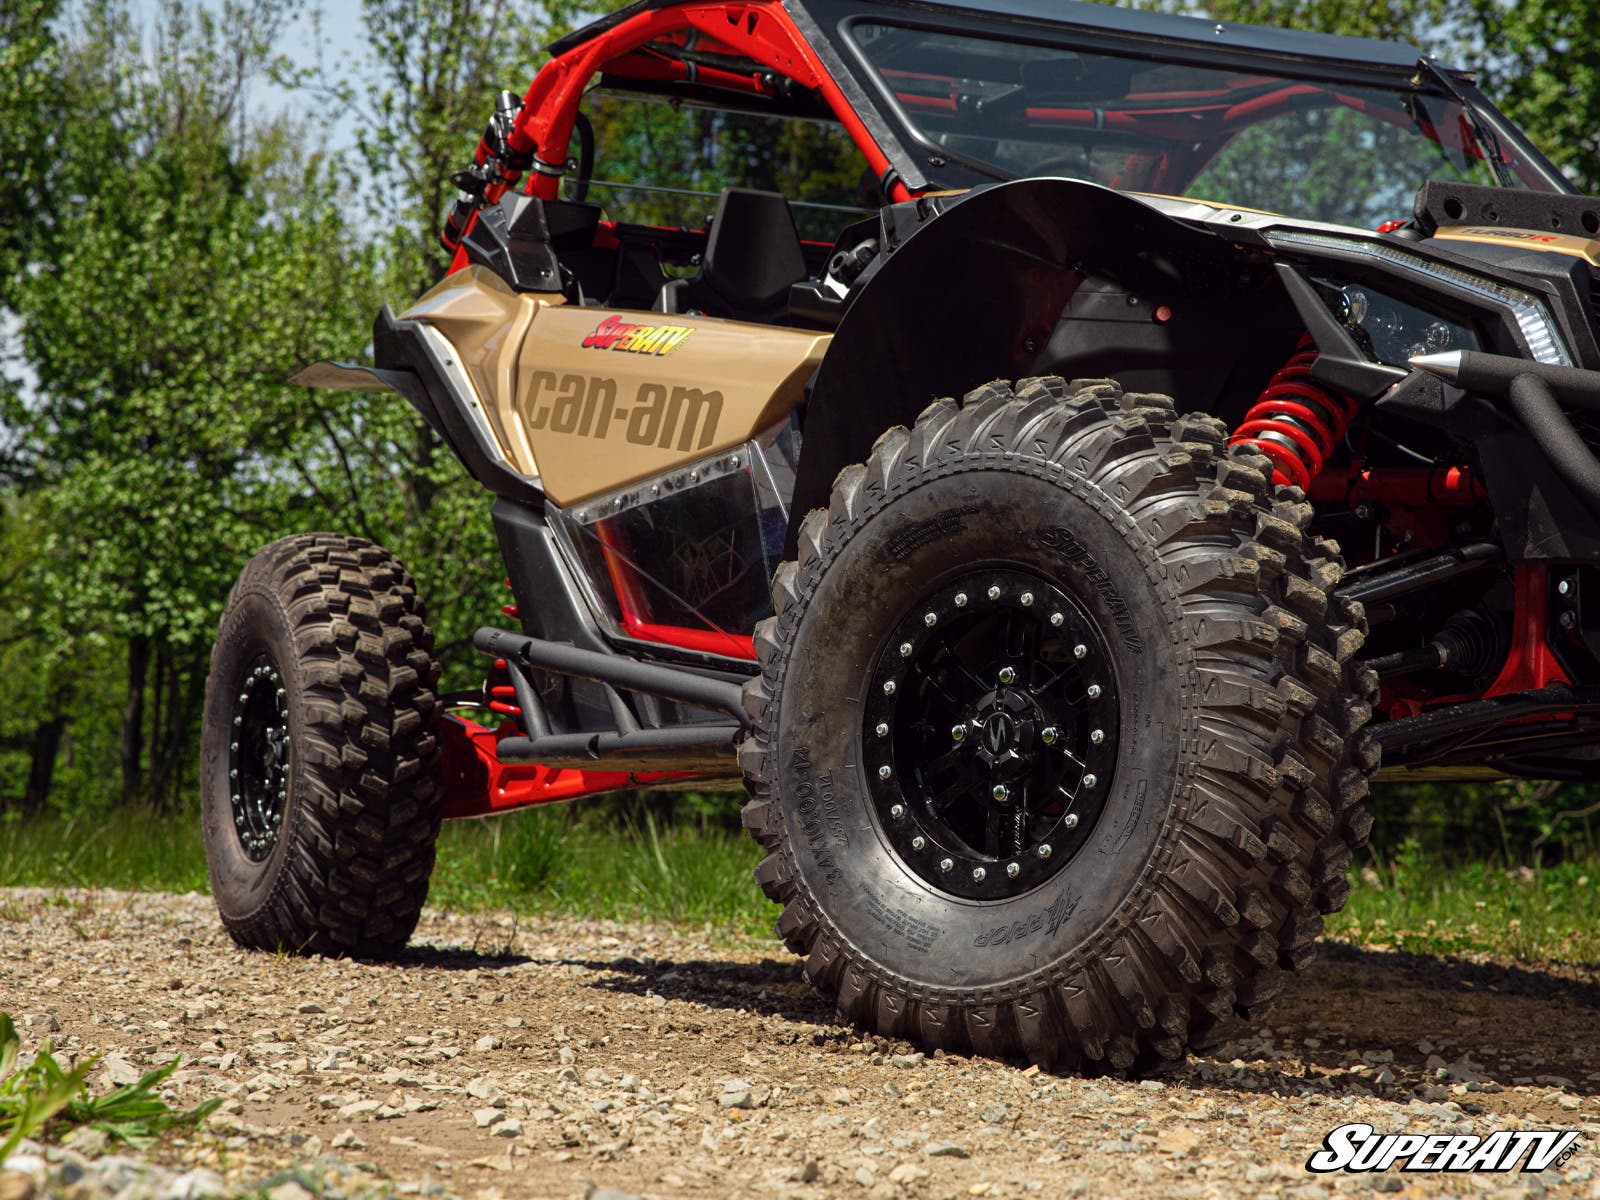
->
200, 533, 442, 958
739, 377, 1372, 1071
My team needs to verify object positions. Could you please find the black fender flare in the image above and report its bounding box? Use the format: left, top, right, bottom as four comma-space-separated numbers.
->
788, 177, 1265, 547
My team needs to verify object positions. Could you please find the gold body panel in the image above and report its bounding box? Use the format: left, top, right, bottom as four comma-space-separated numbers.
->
1434, 225, 1600, 266
401, 268, 831, 506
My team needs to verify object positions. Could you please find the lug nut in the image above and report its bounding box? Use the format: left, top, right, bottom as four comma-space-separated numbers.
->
998, 666, 1017, 684
1073, 644, 1088, 660
1006, 862, 1021, 878
1037, 843, 1053, 860
1063, 813, 1080, 828
1087, 684, 1102, 699
899, 641, 913, 657
878, 765, 892, 780
890, 803, 905, 819
912, 836, 926, 851
923, 611, 937, 627
954, 592, 968, 607
1050, 612, 1064, 627
875, 722, 889, 738
939, 857, 954, 873
1090, 729, 1105, 744
1020, 591, 1034, 605
951, 724, 966, 742
987, 585, 1001, 600
972, 867, 987, 882
1040, 726, 1059, 745
883, 680, 896, 696
1083, 773, 1098, 788
992, 784, 1010, 801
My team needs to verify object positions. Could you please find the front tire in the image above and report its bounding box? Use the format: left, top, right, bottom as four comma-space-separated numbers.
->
740, 379, 1358, 1070
200, 533, 442, 958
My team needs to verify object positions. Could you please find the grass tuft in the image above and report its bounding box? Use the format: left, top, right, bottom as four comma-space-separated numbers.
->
0, 1013, 219, 1163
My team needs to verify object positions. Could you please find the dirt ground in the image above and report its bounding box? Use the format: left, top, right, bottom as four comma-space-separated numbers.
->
2, 887, 1599, 1199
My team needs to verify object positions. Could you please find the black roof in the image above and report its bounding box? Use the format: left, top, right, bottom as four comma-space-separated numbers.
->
550, 0, 1461, 75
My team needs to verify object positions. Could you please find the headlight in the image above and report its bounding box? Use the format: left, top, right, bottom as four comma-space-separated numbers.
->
1269, 229, 1572, 367
1316, 279, 1479, 368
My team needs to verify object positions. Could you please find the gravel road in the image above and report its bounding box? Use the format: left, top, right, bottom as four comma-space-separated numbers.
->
3, 887, 1600, 1200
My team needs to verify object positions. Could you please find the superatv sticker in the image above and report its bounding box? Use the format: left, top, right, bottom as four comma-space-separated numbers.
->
1306, 1123, 1580, 1173
582, 315, 694, 356
525, 371, 722, 451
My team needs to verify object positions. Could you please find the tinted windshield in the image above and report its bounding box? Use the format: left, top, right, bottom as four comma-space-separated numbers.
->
849, 23, 1557, 228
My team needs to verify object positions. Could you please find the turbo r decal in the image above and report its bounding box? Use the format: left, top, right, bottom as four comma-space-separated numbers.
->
582, 315, 695, 356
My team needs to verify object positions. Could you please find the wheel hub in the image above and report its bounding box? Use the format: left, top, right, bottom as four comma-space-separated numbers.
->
229, 654, 290, 862
863, 568, 1121, 900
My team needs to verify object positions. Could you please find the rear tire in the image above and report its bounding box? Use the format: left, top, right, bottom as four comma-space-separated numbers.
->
740, 378, 1360, 1070
200, 533, 441, 958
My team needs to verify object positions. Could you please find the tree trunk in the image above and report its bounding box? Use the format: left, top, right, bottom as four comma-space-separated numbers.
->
22, 696, 70, 814
120, 634, 150, 804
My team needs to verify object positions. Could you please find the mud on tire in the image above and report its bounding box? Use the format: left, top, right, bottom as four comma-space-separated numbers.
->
200, 533, 442, 958
739, 378, 1369, 1070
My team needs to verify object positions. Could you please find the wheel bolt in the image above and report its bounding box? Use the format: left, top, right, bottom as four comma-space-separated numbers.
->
1020, 591, 1034, 605
939, 857, 954, 873
1083, 773, 1098, 788
1050, 612, 1064, 627
890, 803, 905, 819
1040, 726, 1059, 745
992, 784, 1009, 802
1073, 644, 1088, 660
951, 724, 966, 742
1037, 843, 1053, 860
875, 722, 889, 738
883, 680, 896, 695
1087, 684, 1102, 699
998, 666, 1016, 684
987, 585, 1001, 600
923, 611, 937, 627
912, 836, 926, 851
1063, 813, 1080, 829
229, 768, 237, 780
1090, 729, 1105, 744
899, 641, 913, 657
972, 867, 987, 883
230, 742, 238, 752
878, 765, 892, 780
954, 592, 968, 607
1006, 862, 1021, 878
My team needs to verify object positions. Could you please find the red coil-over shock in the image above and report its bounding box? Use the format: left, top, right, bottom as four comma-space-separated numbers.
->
1230, 336, 1359, 491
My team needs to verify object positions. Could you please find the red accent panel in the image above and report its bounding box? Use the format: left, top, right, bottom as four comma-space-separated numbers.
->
1309, 465, 1487, 509
622, 617, 756, 660
1485, 565, 1570, 698
437, 713, 696, 819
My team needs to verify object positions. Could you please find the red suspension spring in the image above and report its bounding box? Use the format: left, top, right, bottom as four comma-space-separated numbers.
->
1229, 336, 1360, 492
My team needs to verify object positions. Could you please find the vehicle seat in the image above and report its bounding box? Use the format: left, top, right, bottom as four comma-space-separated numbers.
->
656, 188, 808, 324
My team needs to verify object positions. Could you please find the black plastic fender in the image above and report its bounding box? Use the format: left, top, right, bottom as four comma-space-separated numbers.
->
787, 178, 1286, 551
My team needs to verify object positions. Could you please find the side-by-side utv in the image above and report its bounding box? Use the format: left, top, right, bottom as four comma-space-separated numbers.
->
202, 0, 1600, 1071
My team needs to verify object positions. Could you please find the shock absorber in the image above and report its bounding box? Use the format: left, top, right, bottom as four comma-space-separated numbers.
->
1230, 336, 1360, 491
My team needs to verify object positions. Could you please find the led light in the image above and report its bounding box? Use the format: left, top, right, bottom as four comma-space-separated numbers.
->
1269, 230, 1572, 366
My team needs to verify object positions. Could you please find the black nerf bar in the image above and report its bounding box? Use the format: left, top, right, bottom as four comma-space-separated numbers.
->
1410, 349, 1600, 408
472, 627, 751, 729
1412, 350, 1600, 516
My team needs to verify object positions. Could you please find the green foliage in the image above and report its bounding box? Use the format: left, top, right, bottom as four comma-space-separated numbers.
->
0, 1013, 219, 1164
1329, 850, 1600, 961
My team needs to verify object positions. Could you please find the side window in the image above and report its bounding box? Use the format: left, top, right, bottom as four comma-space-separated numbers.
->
567, 92, 879, 242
